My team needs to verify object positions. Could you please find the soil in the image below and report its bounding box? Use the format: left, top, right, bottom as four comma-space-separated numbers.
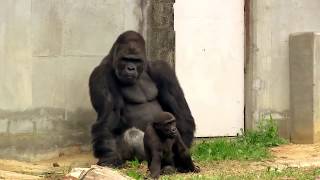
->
0, 153, 96, 179
0, 143, 319, 179
270, 143, 320, 167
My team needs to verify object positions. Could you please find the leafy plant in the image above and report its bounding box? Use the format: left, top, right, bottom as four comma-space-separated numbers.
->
239, 114, 287, 147
124, 157, 145, 179
126, 169, 144, 180
127, 157, 140, 168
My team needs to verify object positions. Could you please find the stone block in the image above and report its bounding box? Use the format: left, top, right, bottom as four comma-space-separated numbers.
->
63, 0, 123, 56
0, 0, 33, 110
31, 0, 63, 56
63, 57, 100, 110
32, 58, 65, 108
0, 119, 8, 133
289, 32, 320, 143
9, 119, 34, 134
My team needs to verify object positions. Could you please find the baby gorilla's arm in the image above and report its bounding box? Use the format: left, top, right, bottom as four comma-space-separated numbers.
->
149, 149, 162, 179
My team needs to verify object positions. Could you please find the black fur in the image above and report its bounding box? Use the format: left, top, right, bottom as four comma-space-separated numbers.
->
144, 112, 199, 179
89, 31, 195, 167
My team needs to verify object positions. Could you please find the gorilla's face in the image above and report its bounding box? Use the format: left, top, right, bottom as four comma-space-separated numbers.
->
154, 112, 178, 139
113, 31, 146, 85
154, 119, 177, 138
114, 55, 144, 85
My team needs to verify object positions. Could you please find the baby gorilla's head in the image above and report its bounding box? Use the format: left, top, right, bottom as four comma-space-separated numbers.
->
153, 112, 177, 138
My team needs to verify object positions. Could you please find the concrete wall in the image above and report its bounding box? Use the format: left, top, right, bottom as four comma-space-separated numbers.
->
289, 32, 320, 143
144, 0, 175, 66
0, 0, 144, 161
246, 0, 320, 138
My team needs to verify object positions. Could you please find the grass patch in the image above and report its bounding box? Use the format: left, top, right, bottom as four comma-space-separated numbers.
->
192, 115, 287, 161
124, 115, 289, 179
192, 138, 269, 161
126, 169, 144, 180
123, 158, 145, 179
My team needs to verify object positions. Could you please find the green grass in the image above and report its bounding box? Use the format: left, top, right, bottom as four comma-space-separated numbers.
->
192, 115, 287, 161
192, 138, 270, 161
123, 157, 145, 179
126, 169, 144, 180
124, 115, 290, 179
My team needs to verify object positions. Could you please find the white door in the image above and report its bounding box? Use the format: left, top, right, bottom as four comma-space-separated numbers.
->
175, 0, 244, 137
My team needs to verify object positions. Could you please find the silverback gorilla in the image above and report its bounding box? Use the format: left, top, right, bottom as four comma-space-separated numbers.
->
144, 112, 199, 178
89, 31, 195, 167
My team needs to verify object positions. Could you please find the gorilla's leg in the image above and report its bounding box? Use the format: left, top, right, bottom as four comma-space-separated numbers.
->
120, 127, 146, 161
91, 120, 124, 167
92, 117, 146, 167
161, 166, 176, 175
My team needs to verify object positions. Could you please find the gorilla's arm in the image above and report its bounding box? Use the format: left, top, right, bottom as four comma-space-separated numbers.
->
89, 65, 125, 166
172, 132, 199, 173
144, 125, 162, 178
148, 61, 195, 147
89, 65, 113, 115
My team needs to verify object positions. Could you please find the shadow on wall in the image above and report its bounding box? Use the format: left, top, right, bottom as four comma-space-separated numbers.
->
0, 108, 96, 161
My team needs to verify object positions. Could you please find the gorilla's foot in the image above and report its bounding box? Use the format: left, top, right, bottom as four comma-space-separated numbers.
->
177, 164, 201, 173
161, 166, 176, 175
97, 157, 124, 168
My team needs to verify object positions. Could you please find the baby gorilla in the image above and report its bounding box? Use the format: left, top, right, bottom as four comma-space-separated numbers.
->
144, 112, 200, 179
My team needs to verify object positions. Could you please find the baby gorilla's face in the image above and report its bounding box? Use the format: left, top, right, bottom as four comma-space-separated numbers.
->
164, 121, 177, 138
156, 120, 177, 138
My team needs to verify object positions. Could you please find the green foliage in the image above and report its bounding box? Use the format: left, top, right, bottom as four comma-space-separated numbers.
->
126, 169, 144, 180
127, 157, 140, 168
239, 114, 288, 147
192, 115, 287, 161
125, 157, 144, 180
192, 137, 269, 161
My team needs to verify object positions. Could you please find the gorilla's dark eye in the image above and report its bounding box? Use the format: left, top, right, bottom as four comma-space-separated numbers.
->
122, 57, 142, 63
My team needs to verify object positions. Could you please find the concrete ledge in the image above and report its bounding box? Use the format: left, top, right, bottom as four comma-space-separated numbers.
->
289, 32, 320, 143
0, 108, 94, 161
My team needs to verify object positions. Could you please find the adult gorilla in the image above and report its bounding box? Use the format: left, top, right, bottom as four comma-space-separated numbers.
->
89, 31, 195, 167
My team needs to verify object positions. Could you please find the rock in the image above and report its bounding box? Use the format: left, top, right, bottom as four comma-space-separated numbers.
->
53, 162, 60, 167
64, 165, 132, 180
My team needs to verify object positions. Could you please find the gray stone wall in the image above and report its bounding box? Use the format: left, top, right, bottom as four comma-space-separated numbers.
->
289, 33, 320, 143
245, 0, 320, 139
144, 0, 175, 66
0, 0, 175, 161
0, 0, 146, 161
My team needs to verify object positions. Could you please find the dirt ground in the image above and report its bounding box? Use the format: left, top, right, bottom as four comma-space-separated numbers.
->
270, 143, 320, 167
0, 143, 320, 179
0, 153, 97, 179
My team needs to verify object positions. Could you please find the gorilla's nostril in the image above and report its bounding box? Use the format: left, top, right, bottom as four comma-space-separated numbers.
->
127, 67, 135, 71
